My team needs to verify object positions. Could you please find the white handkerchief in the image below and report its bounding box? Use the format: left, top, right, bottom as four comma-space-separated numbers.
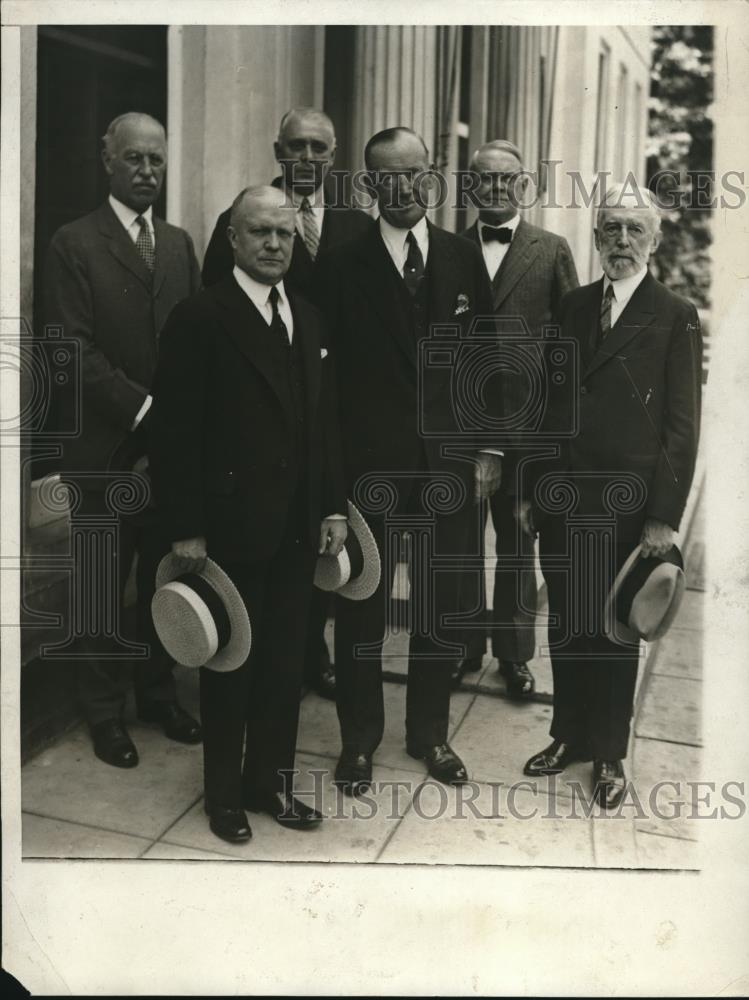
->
320, 348, 328, 359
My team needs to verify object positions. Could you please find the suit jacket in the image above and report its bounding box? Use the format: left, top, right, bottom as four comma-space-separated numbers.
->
147, 274, 346, 565
201, 177, 375, 302
44, 201, 201, 479
528, 271, 702, 536
316, 221, 497, 495
461, 220, 578, 461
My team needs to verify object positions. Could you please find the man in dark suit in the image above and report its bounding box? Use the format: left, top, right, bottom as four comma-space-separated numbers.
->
43, 112, 202, 769
520, 183, 702, 807
202, 106, 373, 700
455, 140, 579, 696
148, 186, 348, 843
318, 127, 502, 794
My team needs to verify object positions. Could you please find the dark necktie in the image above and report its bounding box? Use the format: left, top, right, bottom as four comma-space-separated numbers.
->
599, 283, 615, 343
268, 285, 290, 348
300, 197, 320, 260
134, 215, 155, 272
482, 225, 513, 244
403, 231, 425, 296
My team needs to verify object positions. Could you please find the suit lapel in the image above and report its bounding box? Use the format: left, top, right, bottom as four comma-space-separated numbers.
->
98, 202, 154, 292
351, 225, 416, 368
212, 276, 288, 405
289, 293, 321, 420
151, 217, 171, 298
427, 223, 462, 324
491, 219, 539, 310
584, 271, 658, 379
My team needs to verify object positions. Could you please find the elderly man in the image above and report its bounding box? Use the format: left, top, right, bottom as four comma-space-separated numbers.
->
455, 139, 579, 695
149, 186, 347, 844
520, 182, 702, 807
318, 127, 501, 794
43, 112, 202, 769
203, 107, 373, 700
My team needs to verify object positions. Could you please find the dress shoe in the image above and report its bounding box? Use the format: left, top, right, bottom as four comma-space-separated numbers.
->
450, 655, 483, 689
244, 789, 323, 830
205, 804, 252, 844
592, 759, 627, 809
498, 660, 535, 699
334, 750, 373, 797
137, 701, 202, 744
91, 719, 139, 768
523, 740, 591, 777
407, 742, 469, 785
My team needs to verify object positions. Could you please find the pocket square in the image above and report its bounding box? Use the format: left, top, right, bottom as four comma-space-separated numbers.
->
454, 294, 470, 316
320, 348, 328, 359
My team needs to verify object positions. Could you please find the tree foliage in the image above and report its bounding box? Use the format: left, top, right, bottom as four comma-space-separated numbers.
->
647, 25, 713, 308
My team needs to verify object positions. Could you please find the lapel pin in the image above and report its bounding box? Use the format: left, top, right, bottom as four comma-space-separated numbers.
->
454, 294, 469, 316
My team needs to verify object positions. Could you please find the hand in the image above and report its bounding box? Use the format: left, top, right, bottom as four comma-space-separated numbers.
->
319, 518, 348, 556
474, 453, 502, 501
171, 536, 208, 574
515, 500, 537, 539
639, 517, 674, 558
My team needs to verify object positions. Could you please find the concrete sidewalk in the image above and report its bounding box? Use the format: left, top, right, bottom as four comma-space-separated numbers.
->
20, 492, 704, 869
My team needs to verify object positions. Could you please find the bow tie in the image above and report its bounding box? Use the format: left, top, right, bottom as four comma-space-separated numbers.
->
482, 225, 513, 244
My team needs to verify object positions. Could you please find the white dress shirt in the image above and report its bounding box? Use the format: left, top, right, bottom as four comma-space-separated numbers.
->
108, 194, 155, 247
110, 195, 157, 430
478, 212, 521, 281
603, 265, 649, 326
232, 267, 294, 342
379, 215, 429, 274
288, 188, 325, 242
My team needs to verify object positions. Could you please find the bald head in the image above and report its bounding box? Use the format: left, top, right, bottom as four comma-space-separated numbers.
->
227, 185, 296, 285
274, 107, 337, 196
101, 112, 167, 213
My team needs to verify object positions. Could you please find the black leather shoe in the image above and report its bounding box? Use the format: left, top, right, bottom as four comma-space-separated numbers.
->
498, 660, 536, 699
450, 655, 483, 689
91, 719, 139, 768
137, 701, 202, 744
244, 789, 323, 829
407, 743, 469, 785
205, 804, 252, 843
334, 750, 373, 797
592, 759, 627, 809
523, 741, 591, 776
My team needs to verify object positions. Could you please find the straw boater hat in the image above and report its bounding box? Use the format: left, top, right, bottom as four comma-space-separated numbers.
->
152, 554, 251, 672
314, 500, 381, 600
604, 543, 686, 644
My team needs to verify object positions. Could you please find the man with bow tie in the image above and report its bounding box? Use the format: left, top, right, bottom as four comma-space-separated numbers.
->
202, 106, 373, 701
519, 182, 702, 807
317, 127, 500, 794
455, 139, 579, 698
43, 112, 202, 770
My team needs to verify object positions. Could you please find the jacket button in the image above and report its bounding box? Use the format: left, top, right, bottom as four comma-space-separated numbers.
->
580, 386, 588, 395
280, 458, 288, 469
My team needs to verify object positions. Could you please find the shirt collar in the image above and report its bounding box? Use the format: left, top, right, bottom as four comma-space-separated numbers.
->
108, 194, 153, 231
286, 186, 325, 210
379, 214, 429, 257
479, 212, 521, 241
603, 265, 648, 302
232, 266, 288, 315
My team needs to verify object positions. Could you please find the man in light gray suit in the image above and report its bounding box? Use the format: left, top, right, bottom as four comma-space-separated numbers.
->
455, 139, 579, 696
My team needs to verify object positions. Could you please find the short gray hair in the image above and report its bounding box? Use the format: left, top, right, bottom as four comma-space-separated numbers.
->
102, 112, 165, 154
277, 107, 335, 142
469, 139, 524, 170
596, 180, 661, 233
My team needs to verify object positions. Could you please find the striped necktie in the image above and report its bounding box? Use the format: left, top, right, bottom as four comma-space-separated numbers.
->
300, 197, 320, 261
599, 283, 615, 342
134, 215, 155, 273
